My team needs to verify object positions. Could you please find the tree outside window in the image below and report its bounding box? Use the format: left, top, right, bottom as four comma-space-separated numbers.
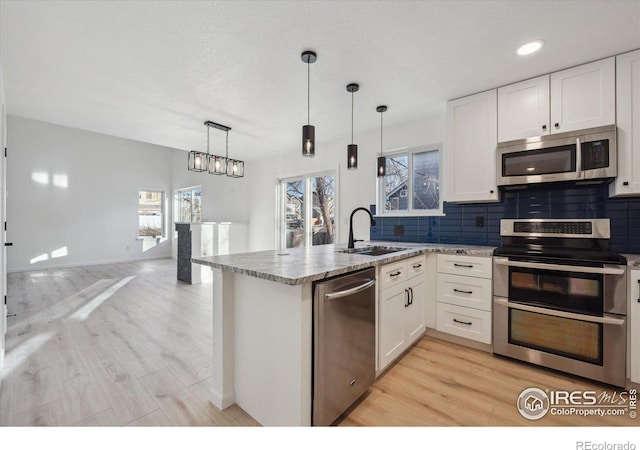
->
282, 172, 336, 248
378, 146, 441, 215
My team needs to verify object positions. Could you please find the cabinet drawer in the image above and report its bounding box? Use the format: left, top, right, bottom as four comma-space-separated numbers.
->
436, 302, 492, 344
378, 260, 407, 291
437, 273, 492, 312
437, 254, 492, 279
405, 255, 427, 280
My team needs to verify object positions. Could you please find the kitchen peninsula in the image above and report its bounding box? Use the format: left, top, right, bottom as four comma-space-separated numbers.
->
192, 242, 495, 426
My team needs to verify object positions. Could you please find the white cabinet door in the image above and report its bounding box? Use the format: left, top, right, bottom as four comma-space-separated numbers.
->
630, 270, 640, 384
445, 90, 499, 203
611, 50, 640, 197
378, 282, 408, 370
549, 57, 615, 133
498, 75, 550, 142
405, 276, 425, 344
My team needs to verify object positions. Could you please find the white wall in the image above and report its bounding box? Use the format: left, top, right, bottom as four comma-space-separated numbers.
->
247, 111, 447, 251
6, 116, 180, 272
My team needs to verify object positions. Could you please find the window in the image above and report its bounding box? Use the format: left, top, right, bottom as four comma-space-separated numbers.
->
377, 145, 442, 216
138, 190, 165, 237
279, 172, 337, 248
175, 187, 202, 223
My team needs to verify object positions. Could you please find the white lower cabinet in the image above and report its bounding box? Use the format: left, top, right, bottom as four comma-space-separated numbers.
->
436, 254, 492, 345
378, 255, 426, 371
630, 269, 640, 384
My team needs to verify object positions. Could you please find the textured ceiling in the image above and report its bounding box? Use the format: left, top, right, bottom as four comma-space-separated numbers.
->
1, 0, 639, 161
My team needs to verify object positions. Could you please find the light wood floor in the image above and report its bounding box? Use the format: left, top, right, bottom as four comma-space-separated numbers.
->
1, 258, 638, 427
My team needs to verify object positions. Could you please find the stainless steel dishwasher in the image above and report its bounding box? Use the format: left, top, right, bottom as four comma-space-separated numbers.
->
312, 267, 376, 426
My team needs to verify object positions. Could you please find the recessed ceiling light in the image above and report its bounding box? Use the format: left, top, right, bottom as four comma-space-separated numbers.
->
517, 40, 544, 56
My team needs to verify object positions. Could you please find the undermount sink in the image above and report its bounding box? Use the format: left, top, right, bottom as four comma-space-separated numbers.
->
336, 246, 408, 256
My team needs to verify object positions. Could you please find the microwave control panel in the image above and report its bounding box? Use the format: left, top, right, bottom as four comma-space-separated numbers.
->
581, 139, 610, 170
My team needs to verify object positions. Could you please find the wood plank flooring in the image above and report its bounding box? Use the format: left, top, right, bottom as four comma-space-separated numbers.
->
341, 336, 640, 427
1, 258, 638, 429
0, 258, 258, 427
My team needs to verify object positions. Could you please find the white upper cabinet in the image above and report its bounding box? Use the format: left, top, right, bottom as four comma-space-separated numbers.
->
445, 89, 499, 203
611, 50, 640, 197
498, 75, 550, 142
549, 57, 615, 133
497, 57, 615, 143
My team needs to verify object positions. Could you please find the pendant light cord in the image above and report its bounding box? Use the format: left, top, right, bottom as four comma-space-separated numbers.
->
207, 125, 210, 155
351, 92, 354, 144
307, 60, 310, 125
380, 111, 383, 157
225, 130, 229, 159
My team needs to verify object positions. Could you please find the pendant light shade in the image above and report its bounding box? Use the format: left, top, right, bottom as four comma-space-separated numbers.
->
188, 150, 208, 172
227, 158, 244, 178
301, 50, 317, 157
346, 83, 359, 170
302, 124, 315, 157
376, 105, 387, 177
209, 154, 227, 175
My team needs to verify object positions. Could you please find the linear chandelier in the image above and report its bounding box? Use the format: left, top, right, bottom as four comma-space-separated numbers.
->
188, 121, 244, 178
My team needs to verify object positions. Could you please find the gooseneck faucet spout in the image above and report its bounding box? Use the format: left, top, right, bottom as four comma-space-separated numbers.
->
348, 207, 376, 249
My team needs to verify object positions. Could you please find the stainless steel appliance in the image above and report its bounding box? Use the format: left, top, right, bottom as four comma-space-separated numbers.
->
496, 125, 616, 187
312, 268, 376, 426
493, 218, 627, 387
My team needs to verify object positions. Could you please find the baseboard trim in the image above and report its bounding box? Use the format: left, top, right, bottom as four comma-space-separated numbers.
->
8, 255, 175, 274
424, 328, 493, 353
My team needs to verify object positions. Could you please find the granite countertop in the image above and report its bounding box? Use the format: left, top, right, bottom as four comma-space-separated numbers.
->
192, 241, 496, 285
624, 254, 640, 268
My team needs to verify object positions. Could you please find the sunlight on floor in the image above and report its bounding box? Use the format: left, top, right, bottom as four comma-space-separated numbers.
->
69, 275, 135, 321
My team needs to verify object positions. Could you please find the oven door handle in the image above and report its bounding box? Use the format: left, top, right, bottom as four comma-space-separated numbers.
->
494, 297, 625, 325
493, 258, 626, 275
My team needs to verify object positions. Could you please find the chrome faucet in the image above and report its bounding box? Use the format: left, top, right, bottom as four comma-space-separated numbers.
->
348, 207, 376, 248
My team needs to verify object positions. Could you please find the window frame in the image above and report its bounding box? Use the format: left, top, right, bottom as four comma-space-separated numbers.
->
376, 144, 444, 217
277, 169, 339, 249
138, 189, 166, 238
174, 186, 202, 224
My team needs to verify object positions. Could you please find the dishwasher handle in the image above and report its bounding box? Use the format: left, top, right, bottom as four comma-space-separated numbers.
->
324, 279, 376, 300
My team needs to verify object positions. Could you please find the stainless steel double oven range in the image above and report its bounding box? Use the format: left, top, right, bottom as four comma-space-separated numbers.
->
493, 219, 627, 388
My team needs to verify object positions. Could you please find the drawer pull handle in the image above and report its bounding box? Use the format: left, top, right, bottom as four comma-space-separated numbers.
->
638, 279, 639, 303
390, 271, 402, 277
453, 318, 473, 326
453, 288, 473, 294
412, 264, 422, 269
453, 263, 473, 268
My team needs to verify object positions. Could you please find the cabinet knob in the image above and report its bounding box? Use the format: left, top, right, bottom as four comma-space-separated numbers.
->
554, 122, 560, 128
623, 181, 629, 186
490, 190, 494, 194
542, 125, 547, 131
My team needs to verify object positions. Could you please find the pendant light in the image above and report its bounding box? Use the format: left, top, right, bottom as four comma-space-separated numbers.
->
188, 126, 209, 172
301, 50, 317, 157
205, 121, 226, 175
376, 105, 387, 177
346, 83, 359, 170
225, 129, 244, 178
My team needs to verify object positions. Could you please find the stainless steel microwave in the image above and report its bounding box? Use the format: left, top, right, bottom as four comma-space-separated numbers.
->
496, 125, 616, 187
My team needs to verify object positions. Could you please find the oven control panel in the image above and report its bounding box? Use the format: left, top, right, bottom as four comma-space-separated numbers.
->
513, 221, 592, 235
500, 219, 610, 239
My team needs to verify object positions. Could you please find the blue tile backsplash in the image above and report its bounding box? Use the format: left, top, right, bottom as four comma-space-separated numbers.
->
370, 183, 640, 254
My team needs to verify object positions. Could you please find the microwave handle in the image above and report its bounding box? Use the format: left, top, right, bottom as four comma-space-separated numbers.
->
575, 138, 582, 177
